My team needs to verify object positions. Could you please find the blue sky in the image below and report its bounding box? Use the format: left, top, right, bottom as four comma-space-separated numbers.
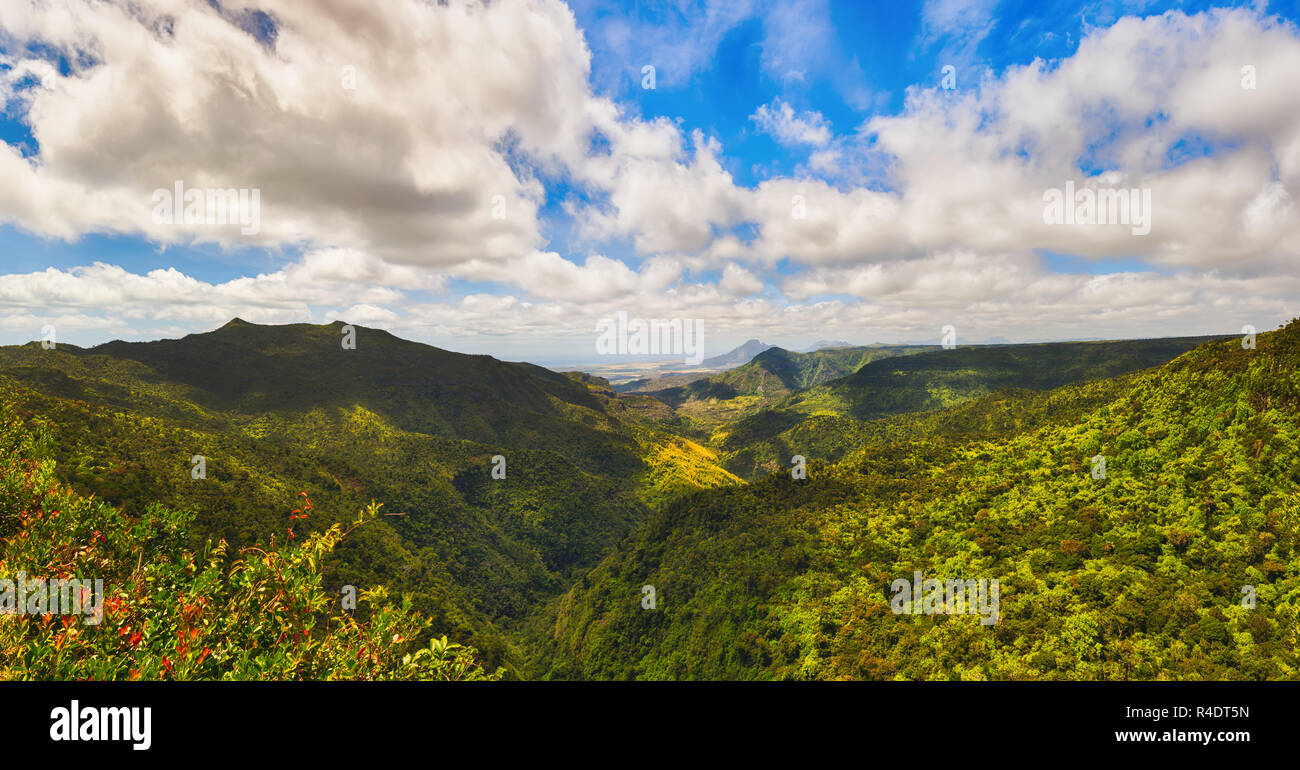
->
0, 0, 1298, 362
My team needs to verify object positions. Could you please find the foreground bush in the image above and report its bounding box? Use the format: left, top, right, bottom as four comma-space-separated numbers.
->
0, 406, 500, 681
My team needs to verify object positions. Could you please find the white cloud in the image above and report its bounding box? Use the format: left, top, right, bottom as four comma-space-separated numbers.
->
0, 4, 1298, 356
750, 99, 832, 147
718, 262, 764, 296
781, 250, 1300, 342
576, 128, 752, 254
450, 251, 644, 303
0, 256, 416, 327
0, 0, 602, 265
561, 9, 1300, 280
337, 304, 399, 325
729, 8, 1300, 273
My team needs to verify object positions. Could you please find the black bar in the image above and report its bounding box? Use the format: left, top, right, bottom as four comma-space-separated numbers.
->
7, 681, 1288, 757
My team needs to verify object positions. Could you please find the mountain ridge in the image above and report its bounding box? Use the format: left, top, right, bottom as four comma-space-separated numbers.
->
539, 321, 1300, 680
0, 318, 743, 673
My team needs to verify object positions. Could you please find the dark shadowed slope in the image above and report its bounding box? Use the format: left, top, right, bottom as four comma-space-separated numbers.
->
782, 335, 1232, 421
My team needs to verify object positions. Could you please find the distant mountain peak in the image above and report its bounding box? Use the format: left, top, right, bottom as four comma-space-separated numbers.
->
700, 339, 774, 369
802, 339, 852, 352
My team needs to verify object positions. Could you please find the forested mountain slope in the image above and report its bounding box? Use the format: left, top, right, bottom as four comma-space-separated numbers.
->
782, 336, 1227, 420
719, 373, 1143, 479
712, 335, 1228, 477
649, 344, 938, 405
13, 318, 639, 462
635, 344, 936, 432
4, 319, 1289, 681
0, 320, 739, 673
539, 324, 1300, 680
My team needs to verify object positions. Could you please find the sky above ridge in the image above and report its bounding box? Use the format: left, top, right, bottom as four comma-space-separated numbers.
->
0, 0, 1298, 363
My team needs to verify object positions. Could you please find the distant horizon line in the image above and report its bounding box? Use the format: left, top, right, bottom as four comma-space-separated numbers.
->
1, 317, 1247, 370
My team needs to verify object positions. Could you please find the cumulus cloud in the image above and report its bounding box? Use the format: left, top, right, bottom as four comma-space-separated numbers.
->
715, 8, 1300, 274
576, 128, 752, 254
781, 250, 1300, 342
719, 263, 765, 296
570, 8, 1300, 279
0, 0, 601, 265
0, 255, 418, 327
450, 251, 646, 303
750, 99, 832, 147
0, 3, 1298, 355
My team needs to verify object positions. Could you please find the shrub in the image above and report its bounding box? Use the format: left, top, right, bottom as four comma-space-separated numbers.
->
0, 407, 499, 681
